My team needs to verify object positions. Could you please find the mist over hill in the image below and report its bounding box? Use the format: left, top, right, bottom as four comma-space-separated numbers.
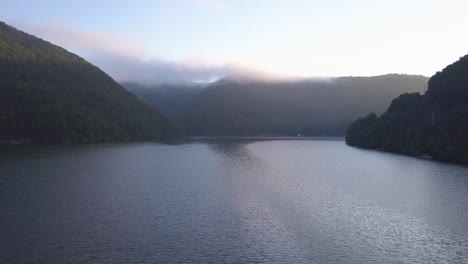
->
123, 74, 428, 137
123, 82, 206, 120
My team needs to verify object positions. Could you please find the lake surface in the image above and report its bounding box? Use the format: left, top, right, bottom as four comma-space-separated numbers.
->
1, 140, 468, 263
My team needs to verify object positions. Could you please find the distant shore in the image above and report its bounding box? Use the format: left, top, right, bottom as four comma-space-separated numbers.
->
186, 136, 345, 141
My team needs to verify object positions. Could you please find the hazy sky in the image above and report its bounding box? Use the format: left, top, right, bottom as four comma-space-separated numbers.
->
2, 0, 468, 83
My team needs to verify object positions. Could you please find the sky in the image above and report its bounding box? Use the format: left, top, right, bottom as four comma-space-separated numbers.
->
2, 0, 468, 84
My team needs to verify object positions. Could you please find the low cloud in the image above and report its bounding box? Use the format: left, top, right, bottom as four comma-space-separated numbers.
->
10, 21, 272, 84
88, 51, 278, 85
89, 51, 226, 84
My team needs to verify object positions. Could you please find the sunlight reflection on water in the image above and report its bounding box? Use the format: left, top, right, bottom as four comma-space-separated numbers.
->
1, 140, 468, 263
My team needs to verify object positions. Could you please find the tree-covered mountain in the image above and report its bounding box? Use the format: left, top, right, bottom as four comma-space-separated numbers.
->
124, 75, 428, 136
123, 82, 205, 120
346, 55, 468, 165
0, 21, 180, 144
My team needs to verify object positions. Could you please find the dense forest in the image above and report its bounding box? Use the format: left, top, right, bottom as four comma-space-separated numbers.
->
124, 75, 428, 136
123, 82, 205, 120
346, 55, 468, 165
0, 22, 180, 144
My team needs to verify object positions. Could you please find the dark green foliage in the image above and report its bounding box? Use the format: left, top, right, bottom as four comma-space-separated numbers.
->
345, 113, 379, 148
123, 82, 202, 120
346, 55, 468, 166
0, 22, 181, 144
347, 93, 427, 154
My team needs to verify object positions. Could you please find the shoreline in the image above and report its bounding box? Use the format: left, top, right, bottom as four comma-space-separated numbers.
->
186, 136, 345, 141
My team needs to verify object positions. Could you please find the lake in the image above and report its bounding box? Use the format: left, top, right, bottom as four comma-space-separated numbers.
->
1, 140, 468, 263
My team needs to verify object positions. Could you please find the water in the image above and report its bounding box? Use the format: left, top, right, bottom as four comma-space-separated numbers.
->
1, 140, 468, 263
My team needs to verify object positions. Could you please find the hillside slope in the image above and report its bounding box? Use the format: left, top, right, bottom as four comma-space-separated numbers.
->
346, 55, 468, 165
0, 22, 179, 144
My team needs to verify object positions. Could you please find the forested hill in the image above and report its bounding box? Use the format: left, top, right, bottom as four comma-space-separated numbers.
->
346, 55, 468, 165
123, 82, 205, 120
0, 21, 180, 144
124, 74, 428, 137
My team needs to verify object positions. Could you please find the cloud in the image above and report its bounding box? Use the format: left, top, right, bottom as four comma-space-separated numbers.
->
13, 21, 147, 57
89, 51, 225, 84
9, 20, 274, 84
88, 51, 278, 85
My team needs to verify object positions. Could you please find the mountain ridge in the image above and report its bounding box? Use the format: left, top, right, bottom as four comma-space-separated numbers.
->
123, 74, 429, 137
